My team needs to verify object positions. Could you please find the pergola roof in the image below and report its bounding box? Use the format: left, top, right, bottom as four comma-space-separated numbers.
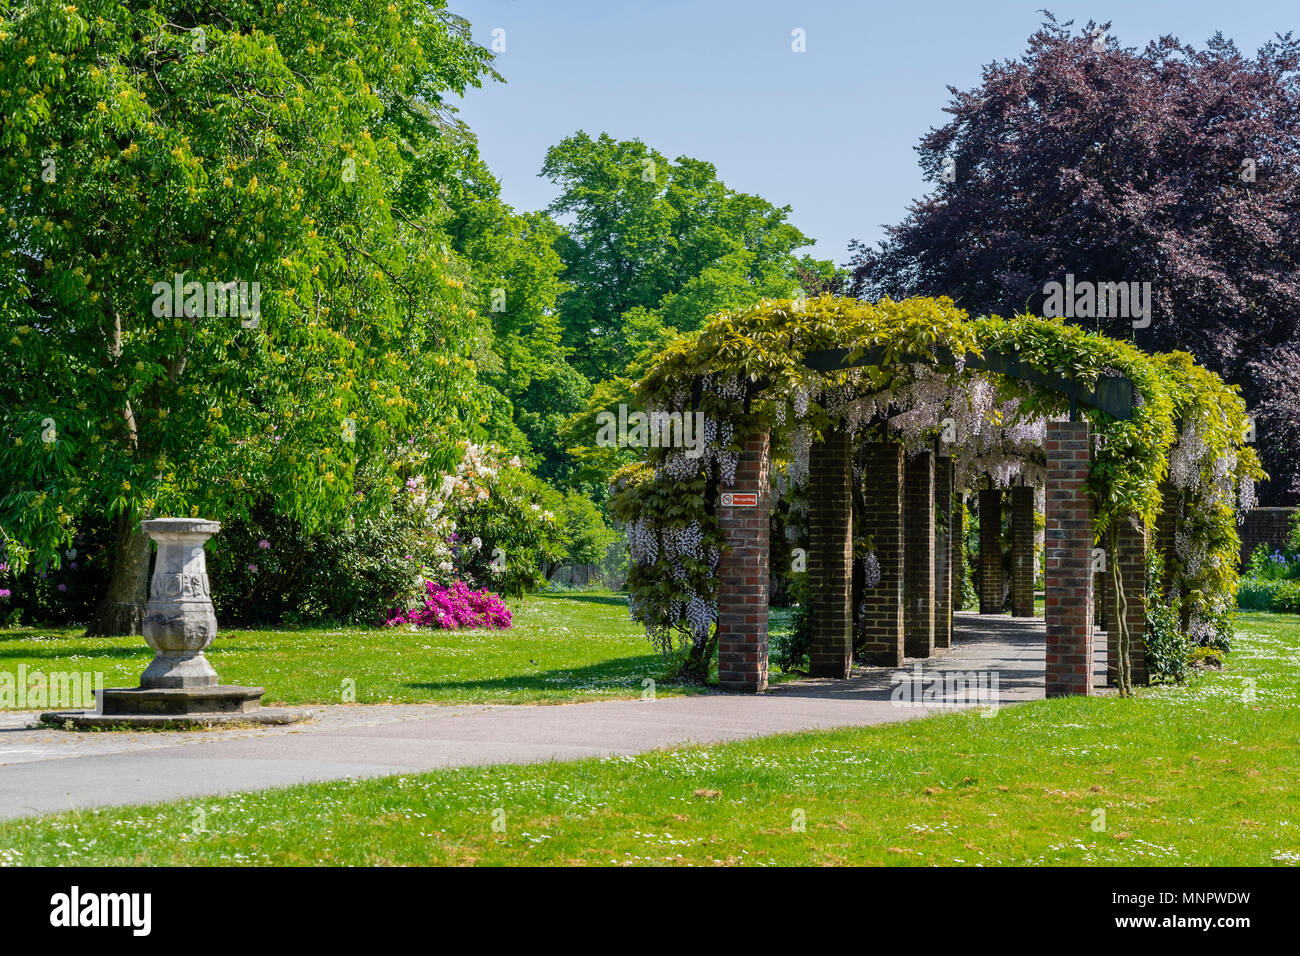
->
803, 344, 1135, 421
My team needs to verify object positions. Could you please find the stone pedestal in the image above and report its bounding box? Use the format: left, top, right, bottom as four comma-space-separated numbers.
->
141, 518, 222, 688
43, 518, 311, 728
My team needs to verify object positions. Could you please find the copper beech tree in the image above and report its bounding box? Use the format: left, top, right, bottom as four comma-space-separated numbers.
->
849, 14, 1300, 500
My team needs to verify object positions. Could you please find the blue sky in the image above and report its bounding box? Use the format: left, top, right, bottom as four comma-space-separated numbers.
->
452, 0, 1297, 265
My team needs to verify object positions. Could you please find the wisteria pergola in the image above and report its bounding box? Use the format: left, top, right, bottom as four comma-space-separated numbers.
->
795, 340, 1132, 693
612, 297, 1260, 697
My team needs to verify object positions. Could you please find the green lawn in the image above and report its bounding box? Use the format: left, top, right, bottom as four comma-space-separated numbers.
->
0, 591, 712, 706
1, 610, 1296, 866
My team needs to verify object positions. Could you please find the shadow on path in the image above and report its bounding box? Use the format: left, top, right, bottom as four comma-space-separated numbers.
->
769, 611, 1108, 706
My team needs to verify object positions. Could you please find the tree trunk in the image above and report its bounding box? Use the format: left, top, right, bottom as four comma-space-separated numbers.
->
682, 631, 719, 685
86, 513, 152, 636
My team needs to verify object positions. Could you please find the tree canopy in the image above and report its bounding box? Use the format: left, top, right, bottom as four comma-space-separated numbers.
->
0, 0, 501, 630
543, 131, 831, 384
847, 14, 1300, 501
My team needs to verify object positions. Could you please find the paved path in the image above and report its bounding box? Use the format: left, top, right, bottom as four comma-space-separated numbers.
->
0, 613, 1107, 820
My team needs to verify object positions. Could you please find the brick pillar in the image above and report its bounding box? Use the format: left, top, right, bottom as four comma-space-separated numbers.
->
717, 422, 770, 693
1104, 516, 1148, 686
978, 488, 1003, 614
1153, 479, 1189, 638
952, 495, 965, 613
1010, 485, 1035, 617
904, 450, 935, 658
1154, 481, 1178, 565
934, 456, 954, 648
859, 441, 905, 666
1045, 421, 1094, 697
1093, 569, 1106, 630
808, 424, 853, 678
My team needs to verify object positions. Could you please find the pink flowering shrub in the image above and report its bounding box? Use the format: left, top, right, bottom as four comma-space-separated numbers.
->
386, 580, 512, 630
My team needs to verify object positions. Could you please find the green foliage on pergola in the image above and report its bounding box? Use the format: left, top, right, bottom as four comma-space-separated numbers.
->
612, 295, 1262, 666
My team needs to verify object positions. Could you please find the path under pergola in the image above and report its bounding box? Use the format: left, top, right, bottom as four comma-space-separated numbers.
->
715, 345, 1155, 697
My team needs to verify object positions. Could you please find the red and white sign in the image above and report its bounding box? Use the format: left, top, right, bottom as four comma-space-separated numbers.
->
721, 493, 759, 507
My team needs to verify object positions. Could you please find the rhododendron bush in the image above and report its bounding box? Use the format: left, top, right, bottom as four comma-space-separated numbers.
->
387, 580, 512, 630
613, 295, 1262, 689
206, 442, 565, 625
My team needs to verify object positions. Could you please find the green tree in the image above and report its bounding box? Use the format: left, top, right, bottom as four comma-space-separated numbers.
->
542, 131, 829, 383
553, 490, 619, 571
436, 142, 589, 481
0, 0, 500, 633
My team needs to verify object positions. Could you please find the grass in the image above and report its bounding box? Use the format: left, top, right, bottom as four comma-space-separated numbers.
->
1, 609, 1296, 866
0, 591, 712, 706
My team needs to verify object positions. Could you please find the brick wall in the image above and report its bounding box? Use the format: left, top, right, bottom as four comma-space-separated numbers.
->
1239, 507, 1297, 565
717, 423, 771, 693
1103, 515, 1148, 687
952, 496, 965, 613
934, 456, 954, 648
1045, 421, 1095, 697
808, 424, 854, 678
978, 488, 1004, 614
1010, 486, 1035, 617
904, 450, 935, 658
1154, 481, 1178, 566
859, 441, 905, 666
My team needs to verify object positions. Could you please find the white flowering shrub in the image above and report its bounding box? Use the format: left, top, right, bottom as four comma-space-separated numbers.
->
439, 444, 568, 598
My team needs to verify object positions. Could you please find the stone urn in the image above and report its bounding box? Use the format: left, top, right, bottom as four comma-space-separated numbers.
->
140, 518, 222, 688
40, 517, 311, 728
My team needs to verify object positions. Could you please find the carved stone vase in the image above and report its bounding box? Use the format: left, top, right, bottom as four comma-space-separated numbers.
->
140, 517, 221, 688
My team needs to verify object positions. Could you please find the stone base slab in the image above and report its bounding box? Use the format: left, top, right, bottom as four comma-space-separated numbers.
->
40, 708, 312, 730
101, 684, 266, 715
39, 684, 314, 729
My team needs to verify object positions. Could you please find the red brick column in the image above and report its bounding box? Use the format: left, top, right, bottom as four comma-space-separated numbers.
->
1010, 485, 1036, 617
934, 456, 954, 648
717, 422, 770, 693
859, 441, 905, 666
808, 424, 853, 678
1104, 516, 1148, 686
1093, 569, 1107, 630
978, 488, 1004, 614
1045, 421, 1095, 697
1154, 480, 1188, 638
951, 495, 965, 613
904, 450, 935, 658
